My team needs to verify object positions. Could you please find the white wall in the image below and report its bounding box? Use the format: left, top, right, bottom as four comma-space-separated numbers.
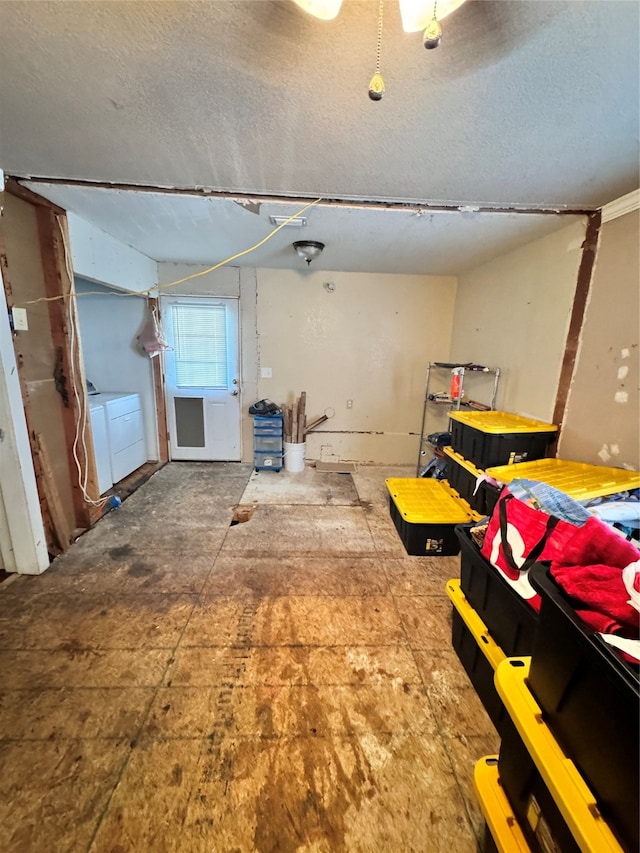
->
450, 219, 587, 422
559, 208, 639, 468
75, 278, 159, 460
257, 269, 457, 464
68, 213, 158, 294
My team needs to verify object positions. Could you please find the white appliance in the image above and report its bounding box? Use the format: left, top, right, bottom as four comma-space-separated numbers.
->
90, 392, 147, 486
88, 398, 112, 495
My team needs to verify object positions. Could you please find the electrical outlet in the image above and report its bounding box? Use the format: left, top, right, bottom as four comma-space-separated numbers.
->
346, 399, 353, 409
12, 307, 28, 331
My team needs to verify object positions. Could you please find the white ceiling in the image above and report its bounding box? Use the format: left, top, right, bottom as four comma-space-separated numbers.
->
22, 183, 584, 274
2, 1, 639, 273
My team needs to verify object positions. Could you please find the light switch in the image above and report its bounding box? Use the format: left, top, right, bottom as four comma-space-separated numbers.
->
260, 367, 273, 378
12, 307, 28, 331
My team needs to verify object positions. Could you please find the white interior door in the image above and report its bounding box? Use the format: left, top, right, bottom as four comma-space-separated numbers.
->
162, 297, 241, 461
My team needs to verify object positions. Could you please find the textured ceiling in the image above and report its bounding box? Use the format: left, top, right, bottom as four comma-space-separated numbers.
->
22, 183, 583, 274
2, 1, 639, 272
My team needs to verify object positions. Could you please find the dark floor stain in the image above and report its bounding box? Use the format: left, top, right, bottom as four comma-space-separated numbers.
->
170, 764, 183, 786
109, 545, 134, 559
127, 561, 155, 578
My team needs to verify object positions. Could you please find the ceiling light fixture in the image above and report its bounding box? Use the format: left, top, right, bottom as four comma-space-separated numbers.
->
293, 0, 466, 29
292, 0, 468, 96
269, 215, 308, 227
293, 240, 325, 265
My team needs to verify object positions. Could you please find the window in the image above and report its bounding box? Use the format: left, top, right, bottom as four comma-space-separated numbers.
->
172, 303, 228, 388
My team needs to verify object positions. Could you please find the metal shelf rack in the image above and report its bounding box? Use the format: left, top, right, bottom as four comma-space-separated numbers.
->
416, 362, 500, 476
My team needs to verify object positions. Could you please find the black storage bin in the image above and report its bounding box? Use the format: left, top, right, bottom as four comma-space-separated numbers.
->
528, 564, 640, 853
482, 824, 499, 853
386, 478, 476, 556
451, 606, 507, 733
449, 411, 557, 470
456, 524, 539, 657
443, 446, 485, 514
480, 480, 502, 517
498, 714, 581, 853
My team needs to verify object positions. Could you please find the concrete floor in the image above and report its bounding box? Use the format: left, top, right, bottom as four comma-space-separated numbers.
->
0, 462, 498, 852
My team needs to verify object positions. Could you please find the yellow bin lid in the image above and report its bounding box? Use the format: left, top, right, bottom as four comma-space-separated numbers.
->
443, 445, 483, 477
449, 410, 557, 435
485, 458, 640, 500
386, 477, 478, 524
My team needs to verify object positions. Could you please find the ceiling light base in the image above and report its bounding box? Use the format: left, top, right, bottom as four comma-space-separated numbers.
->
293, 240, 325, 265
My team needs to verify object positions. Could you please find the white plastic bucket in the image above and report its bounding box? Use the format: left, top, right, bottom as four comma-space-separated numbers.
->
283, 441, 306, 473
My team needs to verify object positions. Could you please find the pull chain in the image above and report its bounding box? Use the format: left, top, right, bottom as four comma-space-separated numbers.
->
368, 0, 385, 101
424, 0, 442, 49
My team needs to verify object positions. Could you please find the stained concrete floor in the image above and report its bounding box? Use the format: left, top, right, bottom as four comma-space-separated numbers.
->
0, 462, 498, 852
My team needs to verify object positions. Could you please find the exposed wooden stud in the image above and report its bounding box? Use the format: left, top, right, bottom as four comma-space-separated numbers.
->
551, 211, 602, 451
5, 177, 67, 215
36, 206, 92, 529
148, 299, 170, 464
33, 433, 71, 551
0, 222, 57, 555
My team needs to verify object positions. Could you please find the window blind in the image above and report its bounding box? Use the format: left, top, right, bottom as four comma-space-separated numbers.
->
172, 304, 228, 388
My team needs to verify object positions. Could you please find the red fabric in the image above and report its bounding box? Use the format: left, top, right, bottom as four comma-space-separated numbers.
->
480, 490, 580, 610
551, 563, 640, 635
552, 515, 639, 569
551, 559, 640, 665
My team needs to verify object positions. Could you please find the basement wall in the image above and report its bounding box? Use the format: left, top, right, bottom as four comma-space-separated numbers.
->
558, 209, 639, 469
256, 269, 457, 464
450, 219, 587, 421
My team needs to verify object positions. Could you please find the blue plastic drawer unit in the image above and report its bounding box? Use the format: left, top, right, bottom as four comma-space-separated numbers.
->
253, 414, 283, 471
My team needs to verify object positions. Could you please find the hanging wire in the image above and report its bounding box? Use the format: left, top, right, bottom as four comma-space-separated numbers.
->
368, 0, 385, 101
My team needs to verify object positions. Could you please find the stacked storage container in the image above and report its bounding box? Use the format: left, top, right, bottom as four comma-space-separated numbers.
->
447, 460, 640, 851
253, 414, 283, 471
445, 411, 558, 730
445, 411, 558, 515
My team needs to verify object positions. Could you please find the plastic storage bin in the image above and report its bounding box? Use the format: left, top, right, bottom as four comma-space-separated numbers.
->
479, 480, 502, 517
485, 457, 640, 500
474, 755, 533, 853
253, 414, 283, 434
527, 564, 639, 853
254, 452, 282, 471
386, 478, 478, 555
443, 446, 486, 514
253, 414, 283, 471
449, 411, 557, 470
446, 580, 507, 733
456, 524, 539, 657
495, 657, 627, 853
254, 434, 282, 453
498, 713, 581, 853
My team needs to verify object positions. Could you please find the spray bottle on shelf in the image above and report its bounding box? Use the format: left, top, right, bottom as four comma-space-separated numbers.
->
450, 367, 464, 401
